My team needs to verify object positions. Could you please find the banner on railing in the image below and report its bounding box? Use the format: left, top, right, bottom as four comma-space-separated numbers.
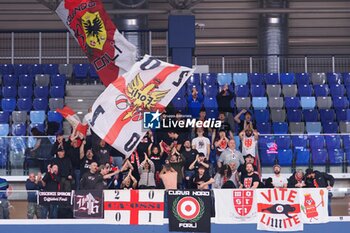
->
103, 189, 165, 225
55, 0, 136, 86
298, 188, 329, 224
73, 190, 103, 219
37, 191, 73, 206
214, 189, 257, 224
167, 190, 212, 233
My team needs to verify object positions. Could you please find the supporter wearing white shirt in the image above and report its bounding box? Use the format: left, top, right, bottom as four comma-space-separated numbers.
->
271, 164, 288, 188
192, 127, 211, 160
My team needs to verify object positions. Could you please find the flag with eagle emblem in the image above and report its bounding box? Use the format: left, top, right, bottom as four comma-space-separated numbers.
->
56, 0, 136, 86
88, 55, 194, 157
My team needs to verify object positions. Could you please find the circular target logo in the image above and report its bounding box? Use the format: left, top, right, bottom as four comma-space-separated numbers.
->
176, 197, 201, 220
276, 205, 284, 213
115, 94, 130, 110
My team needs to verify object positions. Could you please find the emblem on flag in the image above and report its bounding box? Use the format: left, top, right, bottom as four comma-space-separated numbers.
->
82, 11, 107, 50
233, 190, 254, 217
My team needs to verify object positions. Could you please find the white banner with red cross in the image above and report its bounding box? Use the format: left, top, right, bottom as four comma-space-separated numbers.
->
298, 188, 329, 224
89, 55, 193, 157
214, 189, 257, 224
103, 189, 165, 225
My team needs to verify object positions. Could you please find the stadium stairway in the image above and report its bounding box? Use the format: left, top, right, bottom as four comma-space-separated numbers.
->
64, 84, 105, 134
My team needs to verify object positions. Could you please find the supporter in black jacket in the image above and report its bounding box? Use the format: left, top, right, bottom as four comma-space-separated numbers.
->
216, 84, 234, 113
287, 169, 306, 188
52, 148, 73, 192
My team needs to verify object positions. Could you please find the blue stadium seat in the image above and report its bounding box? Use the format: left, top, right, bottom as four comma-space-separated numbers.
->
30, 111, 46, 124
89, 64, 99, 80
319, 109, 335, 123
254, 109, 270, 123
50, 98, 64, 111
336, 109, 350, 122
330, 84, 345, 97
342, 73, 350, 85
277, 149, 293, 166
50, 74, 66, 86
325, 135, 341, 150
313, 84, 329, 97
306, 122, 322, 134
298, 84, 313, 97
1, 98, 16, 112
233, 73, 248, 85
175, 86, 186, 98
265, 73, 279, 84
73, 64, 89, 80
256, 122, 271, 134
286, 109, 302, 122
34, 86, 49, 98
249, 73, 264, 85
172, 96, 187, 112
260, 150, 276, 166
275, 136, 291, 150
187, 84, 202, 96
217, 73, 232, 85
29, 123, 45, 133
48, 111, 63, 123
0, 64, 14, 75
300, 97, 316, 109
235, 85, 249, 97
14, 64, 29, 75
203, 84, 218, 97
333, 96, 349, 109
296, 73, 310, 85
295, 150, 310, 166
19, 74, 34, 86
312, 149, 327, 165
29, 64, 43, 75
17, 98, 33, 112
322, 122, 338, 134
35, 74, 50, 86
302, 109, 318, 122
258, 136, 274, 150
50, 86, 65, 98
251, 85, 265, 97
328, 149, 344, 165
188, 73, 201, 85
18, 86, 33, 99
280, 73, 295, 84
12, 123, 26, 136
2, 74, 18, 86
42, 64, 59, 75
252, 97, 267, 109
342, 135, 350, 150
0, 111, 9, 123
2, 86, 17, 98
327, 73, 342, 85
285, 97, 300, 109
33, 98, 48, 111
309, 135, 325, 150
202, 73, 217, 85
204, 97, 218, 118
0, 124, 9, 136
273, 122, 288, 134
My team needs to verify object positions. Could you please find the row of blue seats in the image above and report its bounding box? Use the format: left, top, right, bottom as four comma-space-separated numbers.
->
0, 64, 98, 80
0, 85, 64, 99
0, 123, 50, 136
0, 110, 63, 124
0, 98, 64, 112
260, 148, 349, 166
188, 72, 349, 86
0, 74, 66, 86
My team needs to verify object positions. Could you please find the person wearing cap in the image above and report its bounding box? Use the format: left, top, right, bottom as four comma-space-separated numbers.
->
270, 164, 287, 188
217, 139, 244, 169
52, 147, 73, 192
305, 168, 335, 216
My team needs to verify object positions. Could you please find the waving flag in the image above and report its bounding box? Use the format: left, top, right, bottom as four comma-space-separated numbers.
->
89, 55, 193, 157
57, 106, 88, 137
55, 0, 136, 86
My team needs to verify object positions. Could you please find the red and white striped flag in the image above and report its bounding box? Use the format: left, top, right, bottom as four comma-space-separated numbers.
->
55, 0, 136, 86
89, 55, 193, 157
57, 106, 88, 136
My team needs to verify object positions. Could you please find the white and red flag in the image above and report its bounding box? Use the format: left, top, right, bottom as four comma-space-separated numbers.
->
104, 189, 165, 225
55, 0, 136, 86
56, 106, 88, 137
89, 55, 193, 157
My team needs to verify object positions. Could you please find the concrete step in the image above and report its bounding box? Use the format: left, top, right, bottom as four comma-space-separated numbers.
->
65, 84, 105, 97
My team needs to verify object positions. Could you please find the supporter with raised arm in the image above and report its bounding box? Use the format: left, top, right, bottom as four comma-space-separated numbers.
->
211, 112, 234, 149
188, 87, 203, 119
168, 148, 185, 189
42, 164, 60, 219
95, 139, 111, 166
216, 84, 234, 113
121, 170, 138, 190
182, 140, 198, 188
138, 154, 156, 189
239, 124, 259, 158
80, 141, 97, 176
193, 165, 214, 190
26, 172, 44, 219
80, 162, 102, 190
192, 127, 211, 160
214, 129, 229, 156
234, 109, 256, 133
159, 164, 178, 190
96, 164, 119, 190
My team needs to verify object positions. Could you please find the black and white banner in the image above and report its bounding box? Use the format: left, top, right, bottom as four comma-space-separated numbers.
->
73, 190, 103, 219
167, 190, 212, 232
37, 192, 73, 206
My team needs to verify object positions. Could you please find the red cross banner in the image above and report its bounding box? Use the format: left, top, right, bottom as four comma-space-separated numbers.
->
55, 0, 136, 86
298, 188, 329, 224
213, 189, 257, 224
103, 189, 165, 225
256, 188, 303, 231
89, 55, 194, 157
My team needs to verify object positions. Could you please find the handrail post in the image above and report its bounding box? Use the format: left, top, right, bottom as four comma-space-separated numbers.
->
39, 32, 42, 64
249, 56, 253, 73
304, 56, 308, 73
222, 56, 225, 73
332, 56, 335, 73
149, 31, 152, 56
11, 32, 14, 64
66, 32, 70, 64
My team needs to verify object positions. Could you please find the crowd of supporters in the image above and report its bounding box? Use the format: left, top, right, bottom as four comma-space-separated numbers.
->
0, 86, 335, 219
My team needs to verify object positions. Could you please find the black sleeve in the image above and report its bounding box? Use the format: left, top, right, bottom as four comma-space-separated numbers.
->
253, 174, 260, 183
323, 173, 335, 187
203, 173, 211, 182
